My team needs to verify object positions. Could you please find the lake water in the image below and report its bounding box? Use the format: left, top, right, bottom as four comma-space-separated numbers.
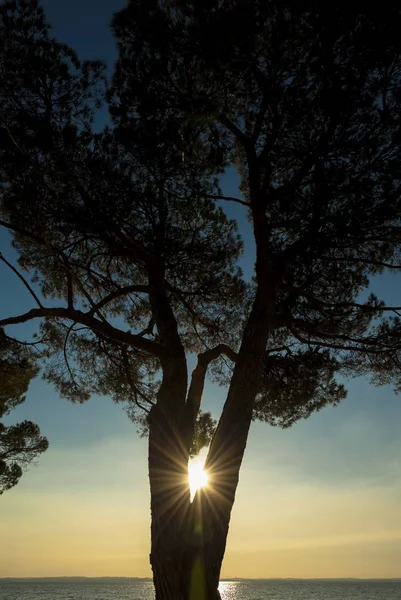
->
1, 578, 400, 600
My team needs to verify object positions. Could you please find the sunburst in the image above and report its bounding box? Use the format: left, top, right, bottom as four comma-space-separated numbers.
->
188, 455, 209, 501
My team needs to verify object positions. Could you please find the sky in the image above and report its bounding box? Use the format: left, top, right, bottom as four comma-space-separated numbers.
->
1, 0, 401, 580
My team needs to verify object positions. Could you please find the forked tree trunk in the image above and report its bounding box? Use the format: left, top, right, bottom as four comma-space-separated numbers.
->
148, 321, 273, 598
148, 283, 275, 599
148, 182, 274, 599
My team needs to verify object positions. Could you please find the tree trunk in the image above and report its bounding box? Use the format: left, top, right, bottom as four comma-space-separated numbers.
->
150, 478, 224, 600
151, 551, 222, 600
148, 405, 223, 600
148, 369, 226, 600
148, 286, 275, 598
151, 542, 223, 600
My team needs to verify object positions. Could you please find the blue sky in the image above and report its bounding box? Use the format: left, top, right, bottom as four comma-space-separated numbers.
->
0, 0, 400, 579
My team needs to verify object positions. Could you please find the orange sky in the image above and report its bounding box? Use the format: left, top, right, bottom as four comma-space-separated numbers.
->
1, 420, 400, 579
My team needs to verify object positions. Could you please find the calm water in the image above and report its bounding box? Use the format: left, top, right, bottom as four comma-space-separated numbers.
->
1, 578, 400, 600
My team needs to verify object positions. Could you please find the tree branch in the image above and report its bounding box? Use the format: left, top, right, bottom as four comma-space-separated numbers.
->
66, 270, 74, 309
218, 114, 250, 149
137, 317, 155, 338
272, 122, 336, 206
288, 310, 400, 353
166, 282, 220, 333
63, 323, 79, 391
316, 254, 401, 270
288, 326, 397, 355
0, 218, 47, 248
0, 307, 167, 358
0, 219, 109, 320
122, 350, 152, 413
182, 343, 237, 454
88, 284, 153, 316
107, 224, 160, 268
206, 195, 250, 208
57, 251, 110, 324
0, 253, 43, 308
1, 331, 48, 348
281, 284, 401, 315
251, 93, 270, 145
198, 343, 238, 367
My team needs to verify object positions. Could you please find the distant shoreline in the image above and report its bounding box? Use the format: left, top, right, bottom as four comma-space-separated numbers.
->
1, 577, 400, 582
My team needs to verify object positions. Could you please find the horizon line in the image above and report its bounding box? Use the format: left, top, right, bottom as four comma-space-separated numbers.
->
1, 576, 400, 581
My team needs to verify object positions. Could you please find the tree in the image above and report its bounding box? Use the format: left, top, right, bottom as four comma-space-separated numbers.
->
0, 329, 48, 493
1, 0, 401, 598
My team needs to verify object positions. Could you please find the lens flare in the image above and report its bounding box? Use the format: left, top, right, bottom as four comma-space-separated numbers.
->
188, 455, 209, 501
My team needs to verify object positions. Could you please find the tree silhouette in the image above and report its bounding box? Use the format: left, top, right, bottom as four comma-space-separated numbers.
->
0, 329, 48, 493
1, 1, 401, 598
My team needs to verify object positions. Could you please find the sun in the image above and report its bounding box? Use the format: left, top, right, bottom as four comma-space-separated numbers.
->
188, 455, 209, 501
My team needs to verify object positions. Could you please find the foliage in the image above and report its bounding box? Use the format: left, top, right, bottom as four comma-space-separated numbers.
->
190, 410, 216, 457
109, 0, 401, 405
0, 0, 248, 430
0, 329, 48, 493
0, 0, 401, 481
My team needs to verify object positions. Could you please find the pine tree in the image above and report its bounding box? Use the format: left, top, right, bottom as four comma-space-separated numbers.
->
1, 1, 400, 597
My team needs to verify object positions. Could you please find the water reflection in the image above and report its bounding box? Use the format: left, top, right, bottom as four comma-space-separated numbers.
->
219, 580, 240, 599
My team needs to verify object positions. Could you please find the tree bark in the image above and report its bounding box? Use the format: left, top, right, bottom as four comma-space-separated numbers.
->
148, 356, 227, 600
150, 476, 224, 600
148, 400, 189, 600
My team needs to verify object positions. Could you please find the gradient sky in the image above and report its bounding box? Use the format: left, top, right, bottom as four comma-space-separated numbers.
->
1, 0, 400, 579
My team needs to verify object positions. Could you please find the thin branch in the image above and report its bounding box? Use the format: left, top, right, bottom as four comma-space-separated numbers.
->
218, 114, 250, 149
316, 254, 401, 270
89, 284, 153, 316
251, 93, 270, 145
63, 236, 90, 253
0, 219, 108, 319
58, 251, 109, 324
63, 323, 79, 391
0, 253, 43, 308
281, 284, 401, 314
290, 316, 398, 349
288, 326, 396, 355
67, 259, 114, 287
166, 282, 219, 333
287, 309, 400, 353
107, 224, 159, 268
266, 344, 295, 355
1, 331, 48, 348
250, 64, 283, 163
272, 124, 336, 205
122, 350, 151, 414
206, 195, 250, 208
0, 219, 54, 250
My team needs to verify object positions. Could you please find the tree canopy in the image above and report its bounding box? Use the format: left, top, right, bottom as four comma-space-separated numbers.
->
1, 0, 400, 432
